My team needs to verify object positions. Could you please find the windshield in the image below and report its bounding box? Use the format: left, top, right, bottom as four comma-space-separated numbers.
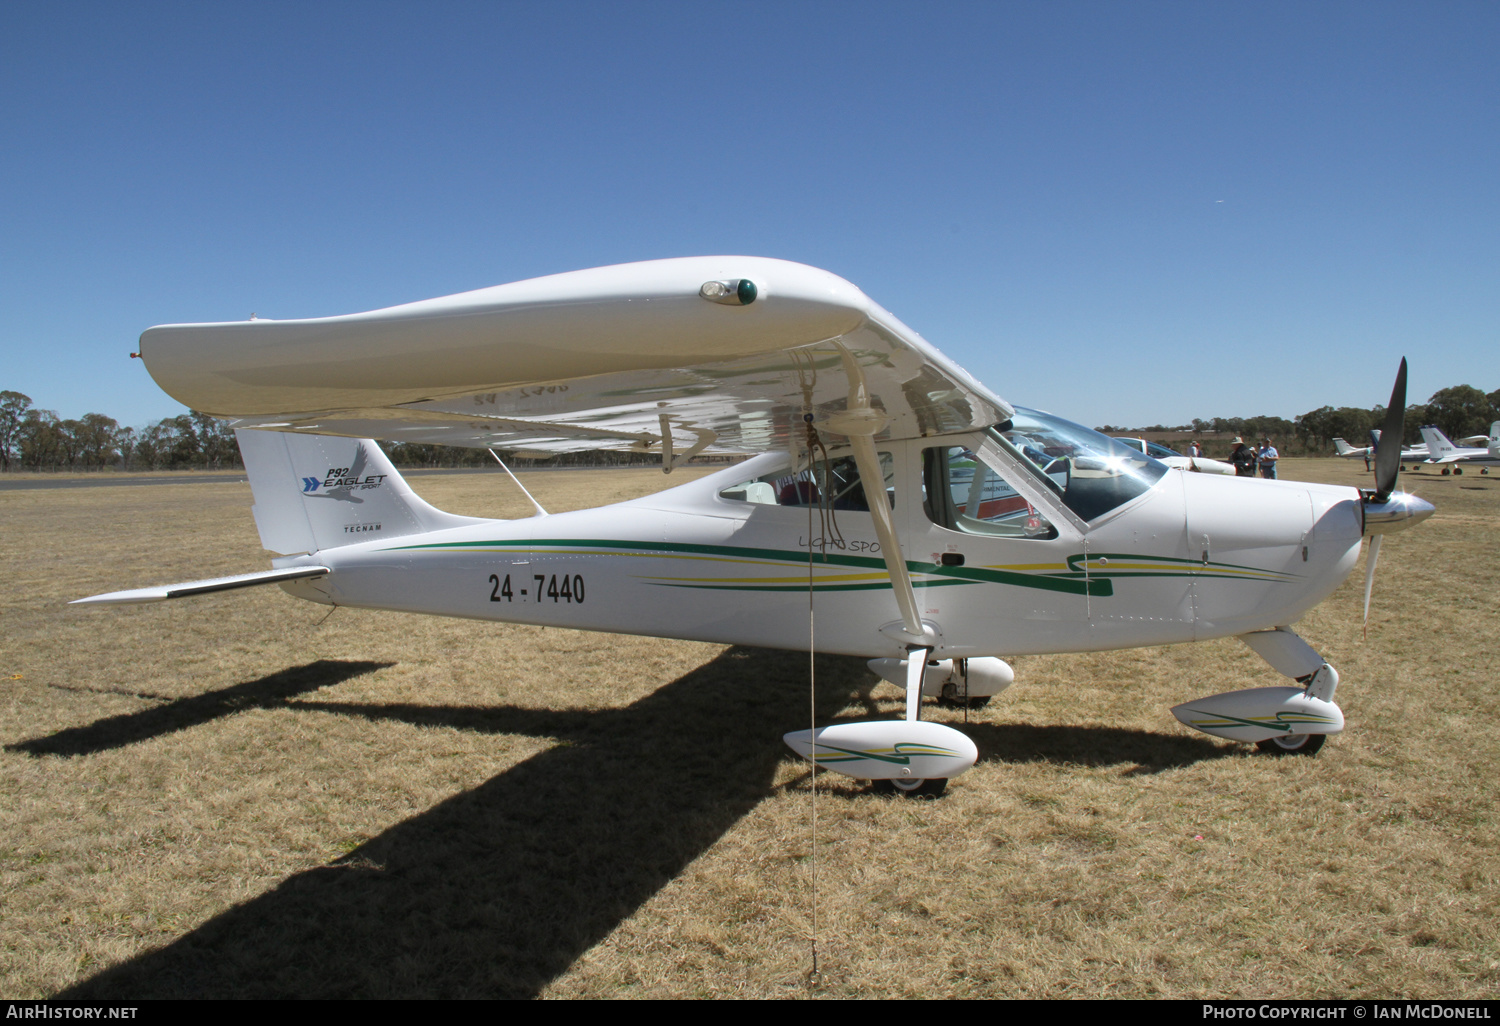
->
991, 408, 1167, 521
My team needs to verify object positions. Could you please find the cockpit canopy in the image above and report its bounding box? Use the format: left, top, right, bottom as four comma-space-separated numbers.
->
994, 408, 1167, 522
717, 407, 1167, 531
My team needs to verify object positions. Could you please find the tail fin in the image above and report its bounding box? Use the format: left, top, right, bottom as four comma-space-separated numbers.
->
1333, 438, 1354, 455
236, 429, 485, 555
1417, 425, 1460, 463
1490, 421, 1500, 458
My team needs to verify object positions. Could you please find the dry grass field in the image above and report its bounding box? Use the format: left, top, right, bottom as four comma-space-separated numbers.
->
1, 460, 1496, 999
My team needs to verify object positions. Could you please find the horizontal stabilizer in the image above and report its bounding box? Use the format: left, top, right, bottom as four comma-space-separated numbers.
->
71, 566, 331, 606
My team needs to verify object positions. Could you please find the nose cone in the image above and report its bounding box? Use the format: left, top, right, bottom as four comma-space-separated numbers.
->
1363, 491, 1436, 536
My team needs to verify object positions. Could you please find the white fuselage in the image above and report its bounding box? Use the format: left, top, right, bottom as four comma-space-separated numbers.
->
276, 438, 1365, 660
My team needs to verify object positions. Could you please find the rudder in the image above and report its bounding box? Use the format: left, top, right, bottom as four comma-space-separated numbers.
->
236, 429, 484, 554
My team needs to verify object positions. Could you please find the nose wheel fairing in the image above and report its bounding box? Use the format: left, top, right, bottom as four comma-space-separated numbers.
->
1173, 628, 1344, 750
1171, 684, 1343, 744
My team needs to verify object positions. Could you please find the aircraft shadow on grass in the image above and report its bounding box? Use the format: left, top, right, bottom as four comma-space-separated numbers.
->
54, 646, 1227, 998
967, 721, 1234, 774
6, 660, 394, 758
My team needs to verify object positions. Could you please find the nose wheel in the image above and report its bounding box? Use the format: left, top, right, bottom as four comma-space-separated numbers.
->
877, 777, 949, 798
1255, 733, 1327, 756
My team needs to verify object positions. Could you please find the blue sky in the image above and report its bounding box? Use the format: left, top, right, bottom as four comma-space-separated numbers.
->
3, 1, 1495, 431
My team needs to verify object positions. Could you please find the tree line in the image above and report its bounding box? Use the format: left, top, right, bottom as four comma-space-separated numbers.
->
0, 390, 722, 472
5, 381, 1496, 472
1097, 383, 1500, 457
0, 392, 240, 472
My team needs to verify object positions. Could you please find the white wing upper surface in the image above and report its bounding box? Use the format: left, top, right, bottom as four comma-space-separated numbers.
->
140, 257, 1012, 455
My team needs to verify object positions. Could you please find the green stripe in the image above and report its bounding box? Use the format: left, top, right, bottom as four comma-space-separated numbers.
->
381, 536, 1307, 599
387, 537, 1111, 595
647, 578, 980, 594
1074, 552, 1301, 582
1182, 708, 1339, 733
809, 742, 962, 766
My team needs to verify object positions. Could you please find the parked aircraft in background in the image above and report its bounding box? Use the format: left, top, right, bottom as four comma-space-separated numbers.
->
74, 257, 1433, 793
1114, 437, 1235, 475
1413, 423, 1499, 475
1334, 431, 1428, 470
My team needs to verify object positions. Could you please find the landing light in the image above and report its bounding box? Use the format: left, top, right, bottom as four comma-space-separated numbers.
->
699, 279, 757, 306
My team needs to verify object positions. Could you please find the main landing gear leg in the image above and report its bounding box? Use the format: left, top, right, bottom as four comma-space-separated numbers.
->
883, 645, 948, 797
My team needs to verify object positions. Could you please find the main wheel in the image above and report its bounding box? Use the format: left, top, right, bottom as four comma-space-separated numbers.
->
876, 777, 948, 798
1255, 733, 1326, 756
938, 682, 991, 709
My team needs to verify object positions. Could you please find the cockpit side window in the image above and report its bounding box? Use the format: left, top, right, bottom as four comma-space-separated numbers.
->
719, 452, 893, 510
922, 445, 1058, 539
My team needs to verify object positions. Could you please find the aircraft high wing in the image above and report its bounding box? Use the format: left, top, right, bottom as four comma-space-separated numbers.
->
77, 257, 1436, 793
141, 257, 1008, 459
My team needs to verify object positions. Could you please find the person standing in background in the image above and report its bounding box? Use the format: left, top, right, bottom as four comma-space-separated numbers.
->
1258, 438, 1279, 479
1229, 437, 1256, 476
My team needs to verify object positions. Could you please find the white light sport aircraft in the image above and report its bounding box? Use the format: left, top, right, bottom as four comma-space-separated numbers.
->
1333, 431, 1428, 469
1412, 424, 1499, 475
1112, 437, 1235, 476
75, 257, 1434, 794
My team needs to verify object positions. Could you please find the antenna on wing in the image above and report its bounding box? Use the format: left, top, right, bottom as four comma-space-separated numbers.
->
488, 449, 548, 517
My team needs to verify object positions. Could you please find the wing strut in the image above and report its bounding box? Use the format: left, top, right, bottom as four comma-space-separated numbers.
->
783, 345, 980, 781
487, 449, 548, 516
828, 345, 929, 649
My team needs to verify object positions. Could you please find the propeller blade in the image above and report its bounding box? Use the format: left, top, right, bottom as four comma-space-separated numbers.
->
1372, 358, 1407, 502
1362, 533, 1382, 641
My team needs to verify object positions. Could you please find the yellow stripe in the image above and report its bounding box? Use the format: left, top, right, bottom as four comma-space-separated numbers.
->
531, 548, 795, 567
641, 571, 897, 585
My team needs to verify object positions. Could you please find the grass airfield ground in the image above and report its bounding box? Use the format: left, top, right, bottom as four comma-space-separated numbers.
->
1, 459, 1495, 998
